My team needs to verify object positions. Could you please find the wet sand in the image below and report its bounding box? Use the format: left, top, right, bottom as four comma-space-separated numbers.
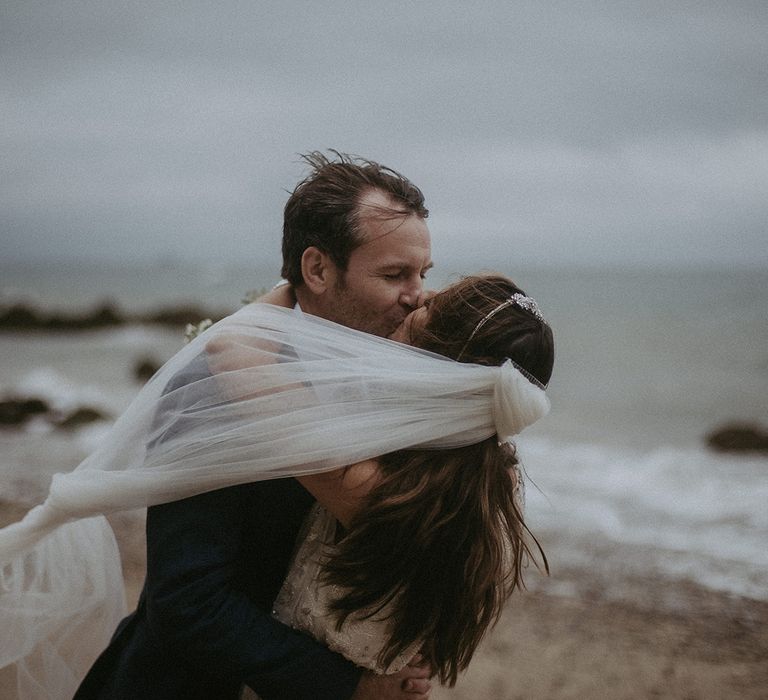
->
86, 516, 768, 699
434, 585, 768, 699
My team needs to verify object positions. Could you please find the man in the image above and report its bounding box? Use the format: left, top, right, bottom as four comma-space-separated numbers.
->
75, 152, 434, 699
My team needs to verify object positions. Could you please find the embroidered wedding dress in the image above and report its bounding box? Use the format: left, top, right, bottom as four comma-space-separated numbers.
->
240, 503, 419, 699
272, 503, 419, 674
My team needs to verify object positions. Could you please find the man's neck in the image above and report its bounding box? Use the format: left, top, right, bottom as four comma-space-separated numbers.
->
293, 286, 326, 319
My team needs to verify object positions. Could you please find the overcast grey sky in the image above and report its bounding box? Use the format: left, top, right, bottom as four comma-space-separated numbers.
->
2, 0, 766, 270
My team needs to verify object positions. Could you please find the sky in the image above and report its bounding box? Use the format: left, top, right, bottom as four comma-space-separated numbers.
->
1, 0, 767, 271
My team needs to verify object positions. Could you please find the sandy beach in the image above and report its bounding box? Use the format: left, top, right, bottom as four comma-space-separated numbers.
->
104, 513, 768, 699
434, 585, 768, 699
3, 502, 765, 700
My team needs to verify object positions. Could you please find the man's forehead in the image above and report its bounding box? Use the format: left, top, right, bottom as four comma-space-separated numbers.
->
355, 218, 427, 249
355, 190, 421, 236
370, 255, 434, 271
359, 219, 430, 247
357, 187, 405, 215
354, 225, 431, 258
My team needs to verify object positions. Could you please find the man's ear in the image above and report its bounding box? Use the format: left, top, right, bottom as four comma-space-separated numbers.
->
300, 247, 337, 295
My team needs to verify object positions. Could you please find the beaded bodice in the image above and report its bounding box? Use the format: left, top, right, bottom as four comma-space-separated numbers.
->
272, 504, 420, 674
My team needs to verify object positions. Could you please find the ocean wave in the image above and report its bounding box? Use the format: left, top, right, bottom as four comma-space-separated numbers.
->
14, 367, 114, 415
517, 436, 768, 600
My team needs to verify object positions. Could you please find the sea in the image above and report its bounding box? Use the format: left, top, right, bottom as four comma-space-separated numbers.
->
1, 261, 767, 607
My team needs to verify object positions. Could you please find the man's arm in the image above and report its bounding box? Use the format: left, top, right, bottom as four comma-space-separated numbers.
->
146, 305, 432, 699
256, 282, 296, 308
143, 483, 362, 700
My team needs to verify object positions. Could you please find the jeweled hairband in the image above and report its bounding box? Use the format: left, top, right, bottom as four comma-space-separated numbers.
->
456, 293, 545, 361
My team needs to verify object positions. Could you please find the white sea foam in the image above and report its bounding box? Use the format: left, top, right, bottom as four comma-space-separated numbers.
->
518, 436, 768, 600
15, 367, 114, 415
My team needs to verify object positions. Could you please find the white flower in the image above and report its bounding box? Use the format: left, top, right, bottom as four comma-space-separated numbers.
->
184, 318, 213, 343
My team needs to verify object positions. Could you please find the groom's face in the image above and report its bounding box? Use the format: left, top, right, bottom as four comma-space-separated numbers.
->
324, 190, 432, 337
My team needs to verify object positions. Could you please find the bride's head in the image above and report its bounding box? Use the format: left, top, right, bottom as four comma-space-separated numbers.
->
325, 273, 554, 686
392, 274, 554, 387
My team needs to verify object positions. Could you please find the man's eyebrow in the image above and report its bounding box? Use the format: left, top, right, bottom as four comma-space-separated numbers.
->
377, 261, 434, 272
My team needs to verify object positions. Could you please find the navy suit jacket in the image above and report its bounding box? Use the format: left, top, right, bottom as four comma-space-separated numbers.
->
74, 354, 361, 700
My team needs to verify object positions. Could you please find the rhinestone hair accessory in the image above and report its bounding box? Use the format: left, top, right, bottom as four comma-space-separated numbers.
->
457, 293, 545, 361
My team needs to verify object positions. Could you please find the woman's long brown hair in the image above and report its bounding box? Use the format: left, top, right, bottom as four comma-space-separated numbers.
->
322, 275, 554, 685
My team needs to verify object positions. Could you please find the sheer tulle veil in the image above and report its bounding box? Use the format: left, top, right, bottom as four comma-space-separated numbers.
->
0, 303, 549, 699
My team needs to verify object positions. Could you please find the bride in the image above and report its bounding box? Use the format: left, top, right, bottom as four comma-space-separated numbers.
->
265, 273, 553, 689
0, 273, 553, 699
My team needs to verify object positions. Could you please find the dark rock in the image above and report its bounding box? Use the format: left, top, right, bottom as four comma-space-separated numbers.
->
0, 395, 110, 430
86, 302, 122, 327
0, 305, 40, 329
134, 356, 161, 383
0, 301, 125, 331
706, 423, 768, 454
0, 397, 50, 425
141, 305, 227, 327
55, 406, 110, 430
0, 301, 229, 332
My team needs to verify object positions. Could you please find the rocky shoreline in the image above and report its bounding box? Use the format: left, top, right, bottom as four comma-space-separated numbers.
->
0, 395, 110, 429
0, 300, 231, 332
705, 423, 768, 455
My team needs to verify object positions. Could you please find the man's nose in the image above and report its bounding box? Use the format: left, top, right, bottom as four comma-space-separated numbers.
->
399, 276, 424, 310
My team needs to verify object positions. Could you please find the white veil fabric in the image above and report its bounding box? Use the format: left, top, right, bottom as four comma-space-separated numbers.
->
0, 303, 549, 699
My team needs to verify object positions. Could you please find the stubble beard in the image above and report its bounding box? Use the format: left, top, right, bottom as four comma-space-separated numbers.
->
328, 280, 399, 338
